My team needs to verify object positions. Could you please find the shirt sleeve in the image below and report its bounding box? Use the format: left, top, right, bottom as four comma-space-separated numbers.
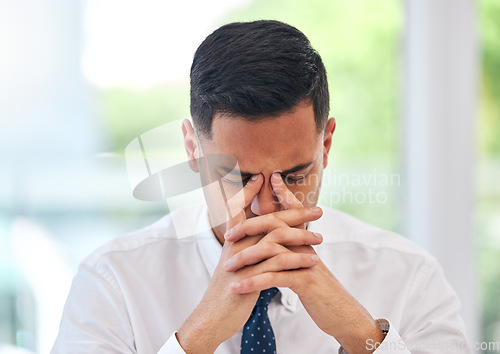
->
339, 261, 471, 354
366, 319, 411, 353
51, 259, 186, 353
51, 262, 137, 353
52, 259, 183, 354
393, 261, 471, 353
157, 333, 187, 354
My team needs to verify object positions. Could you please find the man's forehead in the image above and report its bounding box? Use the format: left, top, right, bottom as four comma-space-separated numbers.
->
210, 102, 316, 133
197, 103, 320, 175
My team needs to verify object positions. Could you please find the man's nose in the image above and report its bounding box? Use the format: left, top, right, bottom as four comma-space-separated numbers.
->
250, 179, 280, 216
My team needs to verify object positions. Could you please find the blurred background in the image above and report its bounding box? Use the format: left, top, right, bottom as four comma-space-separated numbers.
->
0, 0, 498, 352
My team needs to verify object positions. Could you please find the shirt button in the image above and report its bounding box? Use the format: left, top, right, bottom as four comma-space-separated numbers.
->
287, 296, 297, 307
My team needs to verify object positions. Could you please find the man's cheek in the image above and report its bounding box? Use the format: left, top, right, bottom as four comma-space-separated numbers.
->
203, 181, 245, 227
291, 183, 320, 207
286, 185, 307, 205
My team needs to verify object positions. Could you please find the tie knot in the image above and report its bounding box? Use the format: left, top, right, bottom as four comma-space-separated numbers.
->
255, 287, 278, 307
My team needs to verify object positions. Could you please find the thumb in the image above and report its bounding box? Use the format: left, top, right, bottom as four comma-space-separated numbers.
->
225, 174, 263, 231
271, 172, 304, 210
270, 173, 307, 229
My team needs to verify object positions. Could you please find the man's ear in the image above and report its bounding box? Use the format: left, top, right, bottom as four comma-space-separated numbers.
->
182, 119, 200, 172
322, 117, 336, 169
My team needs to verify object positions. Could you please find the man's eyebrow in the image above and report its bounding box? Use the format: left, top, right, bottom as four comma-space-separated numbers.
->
280, 161, 314, 175
217, 161, 313, 178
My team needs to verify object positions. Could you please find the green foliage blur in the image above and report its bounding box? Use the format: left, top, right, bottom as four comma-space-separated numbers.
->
479, 0, 500, 157
478, 0, 500, 350
100, 84, 191, 151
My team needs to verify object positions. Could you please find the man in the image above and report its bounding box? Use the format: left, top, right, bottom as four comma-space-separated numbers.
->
53, 21, 470, 353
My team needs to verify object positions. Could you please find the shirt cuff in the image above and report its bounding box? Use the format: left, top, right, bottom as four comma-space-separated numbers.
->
338, 319, 411, 353
157, 332, 187, 354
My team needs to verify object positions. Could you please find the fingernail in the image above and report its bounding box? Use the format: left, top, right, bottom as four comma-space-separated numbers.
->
223, 258, 234, 270
224, 229, 233, 239
310, 255, 319, 262
311, 206, 322, 213
313, 232, 322, 240
231, 281, 241, 289
271, 173, 282, 188
251, 174, 259, 181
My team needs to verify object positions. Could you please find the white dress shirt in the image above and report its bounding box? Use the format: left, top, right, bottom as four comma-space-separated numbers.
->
52, 204, 470, 353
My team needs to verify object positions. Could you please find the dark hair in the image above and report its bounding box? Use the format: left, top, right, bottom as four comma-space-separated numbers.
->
190, 20, 329, 138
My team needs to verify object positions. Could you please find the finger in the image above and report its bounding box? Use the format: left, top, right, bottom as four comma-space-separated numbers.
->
271, 172, 304, 210
225, 174, 263, 230
271, 173, 307, 229
223, 241, 288, 272
264, 228, 323, 247
224, 230, 322, 272
230, 267, 314, 294
225, 206, 323, 242
256, 253, 319, 275
225, 214, 287, 242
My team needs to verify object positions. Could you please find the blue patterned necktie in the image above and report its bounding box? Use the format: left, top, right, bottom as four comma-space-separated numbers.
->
241, 287, 279, 354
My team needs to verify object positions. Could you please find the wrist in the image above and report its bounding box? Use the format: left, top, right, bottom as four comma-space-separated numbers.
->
339, 319, 386, 353
177, 310, 221, 354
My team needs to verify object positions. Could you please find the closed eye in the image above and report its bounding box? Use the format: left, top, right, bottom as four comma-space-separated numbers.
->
222, 176, 249, 186
223, 174, 306, 186
282, 174, 306, 184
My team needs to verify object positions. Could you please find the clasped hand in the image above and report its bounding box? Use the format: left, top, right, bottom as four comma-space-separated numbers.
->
222, 172, 323, 295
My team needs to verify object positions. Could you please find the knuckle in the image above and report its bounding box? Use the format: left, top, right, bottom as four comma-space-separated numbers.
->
239, 264, 255, 278
244, 278, 254, 289
270, 215, 286, 229
234, 220, 244, 231
259, 240, 274, 254
225, 242, 236, 255
228, 222, 242, 236
230, 241, 246, 255
302, 253, 314, 265
265, 272, 276, 284
274, 253, 288, 267
267, 227, 280, 241
271, 227, 287, 243
283, 254, 295, 269
267, 213, 277, 221
267, 213, 279, 226
232, 252, 241, 263
302, 207, 312, 217
278, 218, 288, 228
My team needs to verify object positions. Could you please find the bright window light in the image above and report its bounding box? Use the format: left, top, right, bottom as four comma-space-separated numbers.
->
82, 0, 251, 89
